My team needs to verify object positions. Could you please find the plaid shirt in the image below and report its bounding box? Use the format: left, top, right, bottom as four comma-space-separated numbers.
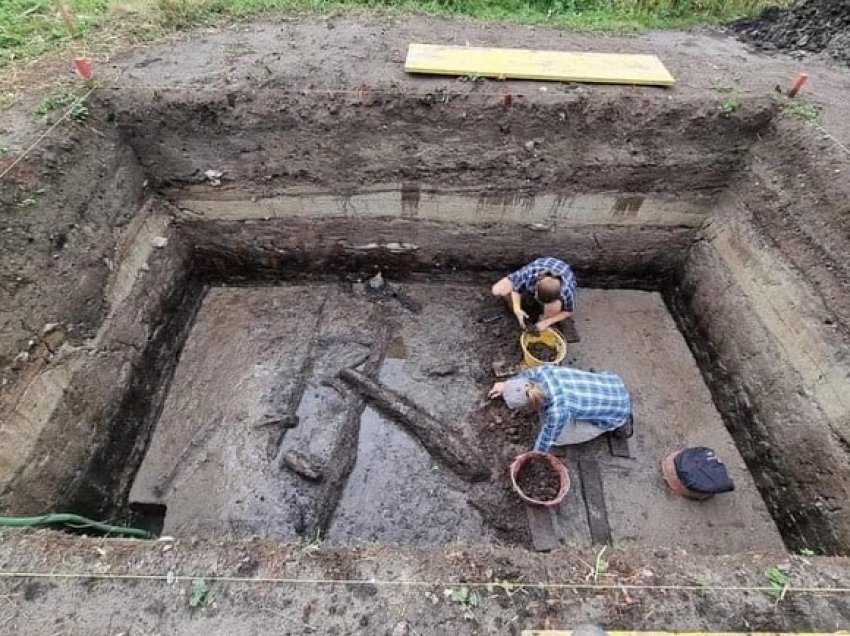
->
507, 257, 577, 312
516, 366, 631, 452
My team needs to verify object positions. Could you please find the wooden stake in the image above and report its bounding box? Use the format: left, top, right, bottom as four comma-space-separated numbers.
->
787, 73, 808, 99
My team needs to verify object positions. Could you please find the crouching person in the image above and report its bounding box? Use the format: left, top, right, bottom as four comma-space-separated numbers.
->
489, 365, 633, 450
491, 257, 577, 333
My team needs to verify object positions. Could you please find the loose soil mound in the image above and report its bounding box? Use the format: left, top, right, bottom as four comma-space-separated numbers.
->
732, 0, 850, 65
515, 456, 560, 502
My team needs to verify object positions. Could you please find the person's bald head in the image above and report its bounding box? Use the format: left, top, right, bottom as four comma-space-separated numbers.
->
536, 275, 562, 304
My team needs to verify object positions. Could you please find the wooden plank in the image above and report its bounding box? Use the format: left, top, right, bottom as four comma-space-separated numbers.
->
525, 454, 591, 550
525, 505, 560, 552
492, 360, 522, 378
607, 431, 632, 458
578, 457, 612, 545
553, 466, 592, 546
338, 368, 490, 481
405, 44, 675, 87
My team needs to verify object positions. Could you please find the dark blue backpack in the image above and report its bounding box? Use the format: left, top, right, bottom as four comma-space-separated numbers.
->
674, 447, 735, 495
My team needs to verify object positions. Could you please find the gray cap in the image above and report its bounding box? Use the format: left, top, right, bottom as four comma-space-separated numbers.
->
502, 378, 531, 410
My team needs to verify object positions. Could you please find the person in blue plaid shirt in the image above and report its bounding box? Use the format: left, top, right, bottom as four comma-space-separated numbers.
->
491, 257, 577, 333
489, 365, 633, 451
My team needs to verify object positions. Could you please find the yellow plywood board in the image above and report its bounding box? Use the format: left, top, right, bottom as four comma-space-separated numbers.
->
405, 43, 675, 86
523, 632, 850, 636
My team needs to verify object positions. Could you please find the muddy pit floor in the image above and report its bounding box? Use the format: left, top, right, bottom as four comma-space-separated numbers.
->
129, 282, 781, 553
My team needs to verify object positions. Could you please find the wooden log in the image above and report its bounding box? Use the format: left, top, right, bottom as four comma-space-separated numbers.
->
338, 368, 490, 482
309, 318, 393, 536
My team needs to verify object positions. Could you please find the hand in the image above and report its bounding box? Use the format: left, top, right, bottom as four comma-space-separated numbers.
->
533, 320, 547, 333
488, 382, 506, 399
514, 309, 528, 328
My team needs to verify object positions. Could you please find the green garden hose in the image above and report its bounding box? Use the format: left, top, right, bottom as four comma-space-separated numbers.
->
0, 513, 152, 539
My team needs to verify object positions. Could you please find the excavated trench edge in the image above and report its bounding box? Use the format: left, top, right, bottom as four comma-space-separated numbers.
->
664, 289, 838, 554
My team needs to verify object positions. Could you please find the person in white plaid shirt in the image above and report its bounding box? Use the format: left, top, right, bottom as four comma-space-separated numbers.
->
489, 365, 632, 451
491, 257, 577, 333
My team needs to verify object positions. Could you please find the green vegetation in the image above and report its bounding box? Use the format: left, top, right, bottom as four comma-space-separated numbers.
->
17, 195, 38, 208
1, 0, 787, 70
446, 585, 483, 620
718, 89, 741, 116
1, 0, 106, 67
35, 91, 89, 120
592, 544, 608, 580
783, 99, 822, 123
765, 565, 790, 602
188, 578, 213, 607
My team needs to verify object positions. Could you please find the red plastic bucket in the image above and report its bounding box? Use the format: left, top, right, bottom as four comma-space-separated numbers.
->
510, 451, 570, 507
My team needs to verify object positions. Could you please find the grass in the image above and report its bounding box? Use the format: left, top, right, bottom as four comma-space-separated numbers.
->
1, 0, 107, 67
718, 89, 741, 116
1, 0, 788, 70
188, 577, 213, 607
764, 565, 790, 603
783, 98, 822, 123
712, 82, 742, 117
35, 91, 90, 119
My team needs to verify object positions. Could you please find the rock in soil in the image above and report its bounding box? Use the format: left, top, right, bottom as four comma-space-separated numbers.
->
527, 342, 558, 362
281, 450, 323, 482
392, 620, 411, 636
424, 362, 458, 377
516, 456, 560, 502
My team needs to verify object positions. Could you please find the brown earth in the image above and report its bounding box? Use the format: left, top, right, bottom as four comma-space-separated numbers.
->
516, 455, 561, 501
3, 14, 850, 386
2, 11, 850, 633
0, 529, 848, 634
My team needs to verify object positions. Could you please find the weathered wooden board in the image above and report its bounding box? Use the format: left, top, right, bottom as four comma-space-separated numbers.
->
526, 505, 560, 552
578, 457, 612, 545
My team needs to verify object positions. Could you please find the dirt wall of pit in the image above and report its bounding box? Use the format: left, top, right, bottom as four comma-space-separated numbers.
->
0, 129, 145, 366
0, 195, 201, 517
671, 119, 850, 554
1, 126, 150, 510
106, 91, 774, 194
174, 187, 706, 285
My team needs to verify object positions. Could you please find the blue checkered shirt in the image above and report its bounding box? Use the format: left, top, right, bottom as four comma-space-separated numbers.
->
507, 257, 577, 312
516, 366, 632, 452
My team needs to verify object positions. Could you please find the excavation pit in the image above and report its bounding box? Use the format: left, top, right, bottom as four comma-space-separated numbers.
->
3, 58, 850, 565
5, 177, 848, 556
7, 15, 850, 630
123, 279, 780, 552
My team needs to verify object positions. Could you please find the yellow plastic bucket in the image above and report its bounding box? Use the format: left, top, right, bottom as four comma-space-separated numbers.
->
520, 328, 567, 367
